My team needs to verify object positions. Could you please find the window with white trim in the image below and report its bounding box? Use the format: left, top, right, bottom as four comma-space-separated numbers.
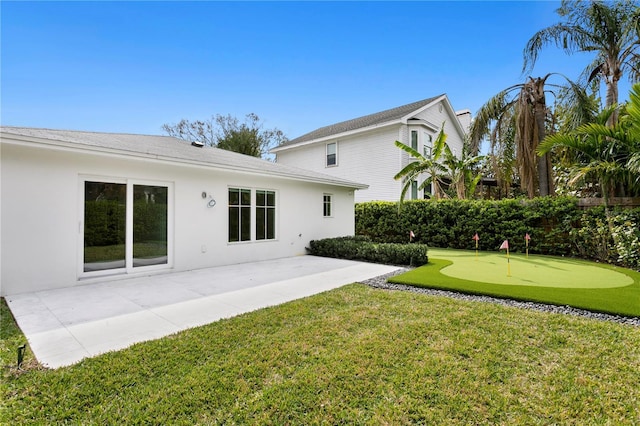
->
411, 130, 418, 151
323, 194, 332, 217
411, 180, 418, 200
229, 188, 251, 242
256, 190, 276, 240
326, 142, 337, 166
82, 179, 170, 274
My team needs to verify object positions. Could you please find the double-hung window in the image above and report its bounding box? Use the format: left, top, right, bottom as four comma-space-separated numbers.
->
229, 188, 251, 242
256, 190, 276, 240
326, 142, 337, 167
411, 130, 418, 151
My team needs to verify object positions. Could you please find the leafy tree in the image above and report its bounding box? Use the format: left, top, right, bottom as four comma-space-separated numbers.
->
441, 144, 484, 199
538, 83, 640, 208
394, 125, 483, 202
523, 0, 640, 126
394, 127, 449, 202
469, 74, 590, 198
162, 113, 287, 158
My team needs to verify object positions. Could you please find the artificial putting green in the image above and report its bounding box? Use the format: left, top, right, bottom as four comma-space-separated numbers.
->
389, 248, 640, 317
431, 249, 633, 288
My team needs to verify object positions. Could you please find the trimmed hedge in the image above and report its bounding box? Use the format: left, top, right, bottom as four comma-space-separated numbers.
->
355, 197, 640, 270
308, 236, 428, 266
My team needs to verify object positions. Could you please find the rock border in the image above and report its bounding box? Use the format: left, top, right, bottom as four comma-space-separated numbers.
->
361, 268, 640, 327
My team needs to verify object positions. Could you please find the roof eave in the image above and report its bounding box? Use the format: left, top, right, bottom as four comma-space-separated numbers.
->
271, 119, 402, 153
1, 131, 368, 191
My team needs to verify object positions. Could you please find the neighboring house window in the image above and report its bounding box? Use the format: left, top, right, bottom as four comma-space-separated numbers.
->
411, 180, 418, 200
256, 190, 276, 240
326, 142, 337, 166
83, 180, 170, 273
411, 131, 418, 151
229, 188, 251, 242
423, 183, 432, 199
423, 133, 432, 158
323, 194, 332, 217
423, 146, 432, 159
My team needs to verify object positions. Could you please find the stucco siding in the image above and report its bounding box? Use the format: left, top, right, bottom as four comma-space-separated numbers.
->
1, 141, 355, 295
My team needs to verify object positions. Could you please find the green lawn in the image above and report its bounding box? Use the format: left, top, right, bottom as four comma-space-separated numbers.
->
390, 249, 640, 317
2, 286, 640, 424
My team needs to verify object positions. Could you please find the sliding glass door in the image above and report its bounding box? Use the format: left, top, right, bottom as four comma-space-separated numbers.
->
84, 182, 127, 272
132, 185, 168, 267
83, 179, 171, 275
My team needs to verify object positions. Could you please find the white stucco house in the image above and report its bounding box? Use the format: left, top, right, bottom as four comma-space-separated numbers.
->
272, 94, 470, 202
0, 127, 366, 296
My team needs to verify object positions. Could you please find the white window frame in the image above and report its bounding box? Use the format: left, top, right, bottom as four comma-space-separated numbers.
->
255, 189, 277, 241
326, 142, 338, 167
78, 175, 174, 279
323, 193, 333, 217
228, 187, 253, 243
410, 130, 418, 151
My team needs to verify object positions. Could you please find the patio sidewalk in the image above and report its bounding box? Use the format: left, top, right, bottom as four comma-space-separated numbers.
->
6, 256, 399, 368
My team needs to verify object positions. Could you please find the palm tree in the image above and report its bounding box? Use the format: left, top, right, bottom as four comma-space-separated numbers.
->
523, 0, 640, 126
394, 127, 449, 202
470, 74, 589, 197
538, 83, 640, 208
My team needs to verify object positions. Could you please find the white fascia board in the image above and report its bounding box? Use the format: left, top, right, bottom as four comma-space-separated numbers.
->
406, 119, 439, 131
401, 94, 467, 138
1, 132, 368, 190
270, 120, 401, 153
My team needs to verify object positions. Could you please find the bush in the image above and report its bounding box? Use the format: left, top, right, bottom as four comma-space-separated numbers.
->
308, 236, 428, 266
355, 197, 640, 270
571, 208, 640, 269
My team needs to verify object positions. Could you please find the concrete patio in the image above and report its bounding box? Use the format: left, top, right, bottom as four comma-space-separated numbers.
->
5, 256, 399, 369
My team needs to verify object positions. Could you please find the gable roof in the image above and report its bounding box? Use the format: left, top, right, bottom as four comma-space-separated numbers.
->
0, 126, 367, 189
274, 94, 444, 150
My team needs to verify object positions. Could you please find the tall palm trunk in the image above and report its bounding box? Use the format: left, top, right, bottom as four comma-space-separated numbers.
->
532, 78, 552, 197
603, 59, 622, 127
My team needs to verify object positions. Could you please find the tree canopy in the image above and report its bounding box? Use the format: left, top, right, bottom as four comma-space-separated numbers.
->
523, 0, 640, 126
162, 113, 287, 158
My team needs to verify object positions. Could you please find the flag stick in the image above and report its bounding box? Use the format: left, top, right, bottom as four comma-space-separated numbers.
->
507, 246, 511, 277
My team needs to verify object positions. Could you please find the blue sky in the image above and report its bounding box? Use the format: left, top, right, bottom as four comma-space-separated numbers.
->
1, 1, 633, 140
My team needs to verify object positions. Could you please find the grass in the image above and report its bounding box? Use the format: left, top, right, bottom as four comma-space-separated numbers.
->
390, 249, 640, 317
2, 286, 640, 424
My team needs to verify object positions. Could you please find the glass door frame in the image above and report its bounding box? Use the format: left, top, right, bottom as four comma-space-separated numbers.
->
79, 175, 174, 278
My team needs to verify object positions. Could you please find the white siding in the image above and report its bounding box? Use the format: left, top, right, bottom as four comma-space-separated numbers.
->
276, 98, 469, 203
414, 99, 465, 156
277, 126, 404, 202
1, 142, 355, 295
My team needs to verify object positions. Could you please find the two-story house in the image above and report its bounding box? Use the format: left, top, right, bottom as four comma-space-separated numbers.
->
272, 94, 470, 202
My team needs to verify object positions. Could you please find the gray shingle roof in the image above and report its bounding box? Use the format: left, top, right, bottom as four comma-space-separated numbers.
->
0, 126, 367, 189
277, 95, 443, 148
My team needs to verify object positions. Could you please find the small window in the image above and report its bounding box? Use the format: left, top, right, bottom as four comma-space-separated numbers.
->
256, 190, 276, 240
411, 131, 418, 151
423, 183, 432, 199
323, 194, 332, 217
411, 181, 418, 200
229, 188, 251, 242
326, 142, 337, 166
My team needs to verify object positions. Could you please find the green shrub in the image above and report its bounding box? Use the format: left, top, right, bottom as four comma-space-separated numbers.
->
308, 236, 428, 266
571, 207, 640, 269
355, 197, 640, 269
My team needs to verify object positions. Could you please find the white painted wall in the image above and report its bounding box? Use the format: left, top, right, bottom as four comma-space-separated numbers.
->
1, 141, 356, 295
